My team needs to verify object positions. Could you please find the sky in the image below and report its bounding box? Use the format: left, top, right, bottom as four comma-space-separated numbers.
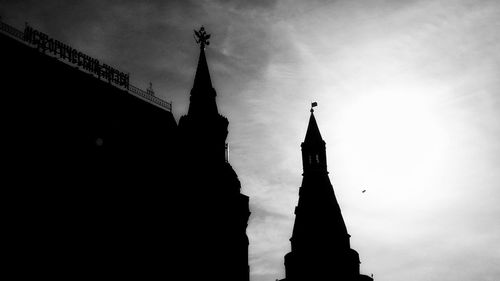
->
1, 0, 499, 280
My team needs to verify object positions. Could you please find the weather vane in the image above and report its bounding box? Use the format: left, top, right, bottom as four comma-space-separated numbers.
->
194, 26, 211, 49
311, 101, 318, 112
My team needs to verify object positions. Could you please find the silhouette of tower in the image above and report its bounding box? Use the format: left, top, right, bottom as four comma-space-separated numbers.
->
282, 104, 373, 281
1, 19, 250, 280
176, 27, 250, 281
178, 26, 227, 164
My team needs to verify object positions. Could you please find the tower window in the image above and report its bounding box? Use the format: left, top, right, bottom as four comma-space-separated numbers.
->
308, 155, 312, 164
315, 154, 319, 164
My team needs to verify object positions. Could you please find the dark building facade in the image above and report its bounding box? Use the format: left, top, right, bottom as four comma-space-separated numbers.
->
282, 107, 373, 281
1, 19, 179, 279
176, 27, 251, 281
1, 21, 249, 280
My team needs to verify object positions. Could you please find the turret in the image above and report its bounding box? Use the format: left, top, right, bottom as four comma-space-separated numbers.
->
178, 26, 228, 165
301, 103, 327, 175
282, 103, 373, 281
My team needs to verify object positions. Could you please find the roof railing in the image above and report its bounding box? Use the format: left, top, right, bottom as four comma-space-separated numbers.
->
129, 84, 172, 111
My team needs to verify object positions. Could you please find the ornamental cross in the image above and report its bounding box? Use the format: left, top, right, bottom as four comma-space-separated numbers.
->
194, 26, 211, 49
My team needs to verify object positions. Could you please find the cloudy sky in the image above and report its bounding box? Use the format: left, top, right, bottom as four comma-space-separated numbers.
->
2, 0, 499, 280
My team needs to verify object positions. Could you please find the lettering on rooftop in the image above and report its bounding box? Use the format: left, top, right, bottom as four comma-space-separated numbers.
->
0, 19, 172, 111
23, 23, 130, 89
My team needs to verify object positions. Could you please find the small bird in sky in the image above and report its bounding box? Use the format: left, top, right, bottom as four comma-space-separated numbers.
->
362, 189, 366, 193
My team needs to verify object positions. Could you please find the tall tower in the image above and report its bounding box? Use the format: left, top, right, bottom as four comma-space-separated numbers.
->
282, 104, 373, 281
176, 27, 250, 281
178, 26, 228, 164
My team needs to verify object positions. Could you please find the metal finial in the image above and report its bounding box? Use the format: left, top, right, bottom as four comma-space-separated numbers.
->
194, 26, 211, 49
311, 101, 318, 112
147, 82, 155, 96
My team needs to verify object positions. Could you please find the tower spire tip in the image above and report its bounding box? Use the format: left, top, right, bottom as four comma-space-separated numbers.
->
194, 26, 211, 49
311, 101, 318, 112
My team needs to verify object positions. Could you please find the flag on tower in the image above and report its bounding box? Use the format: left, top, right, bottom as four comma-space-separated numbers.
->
311, 102, 318, 107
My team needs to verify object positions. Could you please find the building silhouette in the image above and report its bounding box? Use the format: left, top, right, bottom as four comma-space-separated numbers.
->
1, 18, 374, 281
176, 26, 251, 281
1, 19, 179, 279
1, 20, 249, 280
281, 106, 373, 281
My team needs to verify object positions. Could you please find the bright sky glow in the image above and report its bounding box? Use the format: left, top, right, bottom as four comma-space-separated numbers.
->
2, 1, 499, 280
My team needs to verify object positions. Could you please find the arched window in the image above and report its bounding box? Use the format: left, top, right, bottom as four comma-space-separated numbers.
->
315, 154, 319, 164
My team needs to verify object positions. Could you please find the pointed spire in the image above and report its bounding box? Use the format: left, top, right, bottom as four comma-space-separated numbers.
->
188, 26, 218, 116
304, 103, 324, 144
192, 42, 213, 91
